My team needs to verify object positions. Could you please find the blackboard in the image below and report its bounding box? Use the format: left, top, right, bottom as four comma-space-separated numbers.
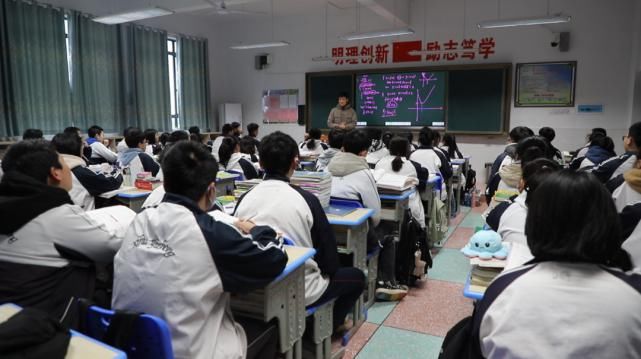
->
356, 71, 446, 127
306, 64, 510, 134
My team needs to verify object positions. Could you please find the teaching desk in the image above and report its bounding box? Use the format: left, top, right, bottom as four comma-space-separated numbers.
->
0, 303, 127, 359
230, 245, 315, 359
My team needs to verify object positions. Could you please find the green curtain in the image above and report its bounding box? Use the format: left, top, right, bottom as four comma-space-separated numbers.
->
180, 36, 210, 130
68, 12, 123, 133
0, 0, 71, 137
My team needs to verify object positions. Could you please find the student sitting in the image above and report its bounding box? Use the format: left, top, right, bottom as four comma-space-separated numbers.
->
116, 127, 134, 157
0, 140, 127, 318
496, 136, 549, 192
316, 129, 345, 171
488, 126, 533, 181
52, 133, 123, 211
366, 131, 392, 166
235, 131, 365, 331
572, 127, 607, 161
144, 128, 161, 156
113, 141, 286, 359
375, 136, 427, 229
231, 121, 243, 137
440, 133, 464, 160
119, 127, 160, 179
573, 135, 616, 170
240, 136, 260, 163
405, 132, 418, 152
593, 122, 640, 186
212, 124, 232, 161
611, 151, 641, 267
538, 126, 563, 163
244, 122, 261, 152
22, 128, 43, 140
410, 126, 452, 197
328, 130, 408, 301
299, 128, 328, 157
64, 126, 92, 162
466, 170, 641, 358
219, 136, 259, 180
88, 125, 118, 164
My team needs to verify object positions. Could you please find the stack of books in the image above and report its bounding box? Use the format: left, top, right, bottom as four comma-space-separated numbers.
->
234, 178, 262, 199
468, 255, 507, 294
291, 171, 332, 208
373, 170, 418, 195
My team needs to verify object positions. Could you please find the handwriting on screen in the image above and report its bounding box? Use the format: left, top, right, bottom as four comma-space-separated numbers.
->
356, 72, 446, 127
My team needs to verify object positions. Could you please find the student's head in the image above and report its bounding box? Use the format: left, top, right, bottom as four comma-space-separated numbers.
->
188, 126, 201, 135
526, 170, 621, 265
51, 132, 82, 157
433, 131, 442, 146
218, 136, 240, 167
509, 126, 534, 143
328, 129, 346, 150
124, 127, 146, 149
418, 126, 435, 147
338, 92, 350, 107
189, 133, 201, 143
88, 125, 104, 140
624, 122, 641, 153
342, 129, 369, 156
591, 135, 615, 153
144, 129, 158, 145
587, 128, 607, 143
63, 127, 81, 137
389, 136, 410, 172
162, 141, 219, 210
442, 133, 456, 147
22, 128, 43, 140
221, 123, 233, 136
538, 127, 556, 143
168, 130, 189, 144
247, 123, 259, 137
307, 128, 322, 150
239, 136, 257, 155
122, 126, 135, 137
516, 136, 550, 168
2, 140, 71, 191
159, 132, 170, 146
231, 122, 242, 136
381, 132, 394, 149
519, 158, 561, 204
259, 131, 299, 177
367, 128, 382, 143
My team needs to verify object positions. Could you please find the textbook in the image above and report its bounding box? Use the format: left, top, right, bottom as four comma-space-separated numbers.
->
234, 179, 262, 199
373, 170, 418, 194
291, 171, 332, 208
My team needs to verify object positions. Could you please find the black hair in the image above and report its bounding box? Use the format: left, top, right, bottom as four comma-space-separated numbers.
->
88, 125, 103, 138
307, 128, 322, 150
189, 133, 201, 143
521, 158, 561, 206
442, 133, 463, 159
328, 129, 346, 149
432, 131, 442, 146
218, 136, 239, 167
168, 130, 189, 144
247, 123, 259, 136
221, 123, 233, 136
240, 136, 256, 155
162, 141, 219, 202
22, 128, 43, 140
526, 170, 622, 265
338, 92, 350, 101
124, 127, 145, 148
405, 132, 414, 144
51, 132, 82, 157
509, 126, 534, 143
231, 122, 241, 130
188, 126, 201, 135
516, 136, 550, 168
259, 131, 299, 176
367, 128, 383, 152
63, 127, 81, 136
381, 132, 394, 148
418, 126, 435, 147
144, 129, 158, 145
122, 126, 135, 137
159, 132, 170, 146
591, 135, 615, 154
628, 122, 641, 150
2, 140, 62, 184
538, 127, 556, 142
389, 136, 410, 172
592, 128, 607, 136
342, 129, 370, 155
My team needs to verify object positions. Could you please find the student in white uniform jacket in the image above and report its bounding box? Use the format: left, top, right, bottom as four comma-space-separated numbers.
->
87, 125, 118, 164
459, 170, 641, 358
299, 128, 328, 157
211, 124, 233, 162
366, 132, 392, 167
218, 136, 260, 180
612, 156, 641, 268
118, 128, 160, 180
410, 127, 451, 198
113, 141, 287, 359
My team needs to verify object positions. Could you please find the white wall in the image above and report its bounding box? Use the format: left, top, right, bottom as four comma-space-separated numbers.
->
209, 0, 640, 185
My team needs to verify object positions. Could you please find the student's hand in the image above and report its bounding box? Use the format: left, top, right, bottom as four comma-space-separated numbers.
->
234, 219, 256, 234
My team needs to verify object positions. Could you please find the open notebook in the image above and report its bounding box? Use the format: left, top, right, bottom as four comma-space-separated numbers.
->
373, 170, 418, 193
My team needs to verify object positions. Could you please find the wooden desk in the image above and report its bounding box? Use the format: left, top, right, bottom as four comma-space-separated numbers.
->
116, 187, 153, 213
0, 303, 127, 359
231, 246, 316, 359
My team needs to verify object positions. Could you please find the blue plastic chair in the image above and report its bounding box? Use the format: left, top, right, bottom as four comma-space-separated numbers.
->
85, 305, 174, 359
329, 197, 364, 209
226, 170, 245, 181
283, 237, 295, 246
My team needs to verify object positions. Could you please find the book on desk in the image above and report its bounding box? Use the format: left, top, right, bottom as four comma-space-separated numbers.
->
373, 171, 418, 195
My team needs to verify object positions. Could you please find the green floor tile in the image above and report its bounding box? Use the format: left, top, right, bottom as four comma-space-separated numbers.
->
444, 226, 455, 240
428, 248, 470, 284
459, 212, 486, 228
460, 205, 472, 213
366, 301, 397, 324
356, 326, 444, 359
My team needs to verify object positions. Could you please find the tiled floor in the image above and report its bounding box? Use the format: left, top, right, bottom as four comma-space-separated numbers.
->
340, 204, 487, 358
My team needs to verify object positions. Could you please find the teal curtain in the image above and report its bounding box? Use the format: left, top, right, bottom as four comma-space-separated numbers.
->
0, 0, 71, 137
68, 12, 123, 133
179, 36, 210, 130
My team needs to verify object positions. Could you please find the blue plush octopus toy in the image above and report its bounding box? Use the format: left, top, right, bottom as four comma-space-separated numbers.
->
461, 230, 509, 260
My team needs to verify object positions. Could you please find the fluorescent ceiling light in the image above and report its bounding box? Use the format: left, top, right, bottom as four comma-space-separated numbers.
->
230, 41, 290, 50
477, 14, 571, 29
93, 7, 173, 25
339, 27, 415, 41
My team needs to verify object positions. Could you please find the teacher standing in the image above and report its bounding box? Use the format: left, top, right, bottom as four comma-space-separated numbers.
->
327, 92, 357, 130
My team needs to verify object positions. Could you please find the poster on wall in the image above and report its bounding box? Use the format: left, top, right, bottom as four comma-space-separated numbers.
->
515, 62, 576, 107
262, 89, 299, 123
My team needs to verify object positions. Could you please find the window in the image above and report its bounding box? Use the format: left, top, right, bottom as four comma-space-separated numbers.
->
64, 15, 72, 88
168, 38, 180, 130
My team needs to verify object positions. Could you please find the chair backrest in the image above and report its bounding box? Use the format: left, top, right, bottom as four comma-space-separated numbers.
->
329, 197, 364, 208
86, 305, 174, 359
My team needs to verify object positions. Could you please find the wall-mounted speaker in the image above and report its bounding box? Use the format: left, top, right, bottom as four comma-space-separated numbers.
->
559, 32, 570, 52
255, 54, 271, 70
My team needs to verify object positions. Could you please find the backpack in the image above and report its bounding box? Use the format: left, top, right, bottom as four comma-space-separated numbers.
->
464, 168, 476, 193
396, 209, 432, 286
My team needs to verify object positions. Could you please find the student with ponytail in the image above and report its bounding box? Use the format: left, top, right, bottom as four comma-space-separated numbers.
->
218, 136, 259, 179
300, 128, 327, 157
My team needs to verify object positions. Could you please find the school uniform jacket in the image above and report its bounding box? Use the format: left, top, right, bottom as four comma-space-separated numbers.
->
0, 171, 127, 317
234, 175, 340, 305
88, 139, 118, 164
61, 154, 123, 210
591, 152, 637, 183
472, 262, 641, 359
299, 140, 328, 157
221, 152, 259, 180
211, 136, 225, 162
366, 147, 389, 166
113, 193, 287, 359
612, 169, 641, 267
119, 150, 160, 179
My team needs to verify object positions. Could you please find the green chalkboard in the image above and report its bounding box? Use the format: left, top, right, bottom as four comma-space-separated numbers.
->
307, 73, 353, 130
447, 68, 508, 134
355, 72, 446, 127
